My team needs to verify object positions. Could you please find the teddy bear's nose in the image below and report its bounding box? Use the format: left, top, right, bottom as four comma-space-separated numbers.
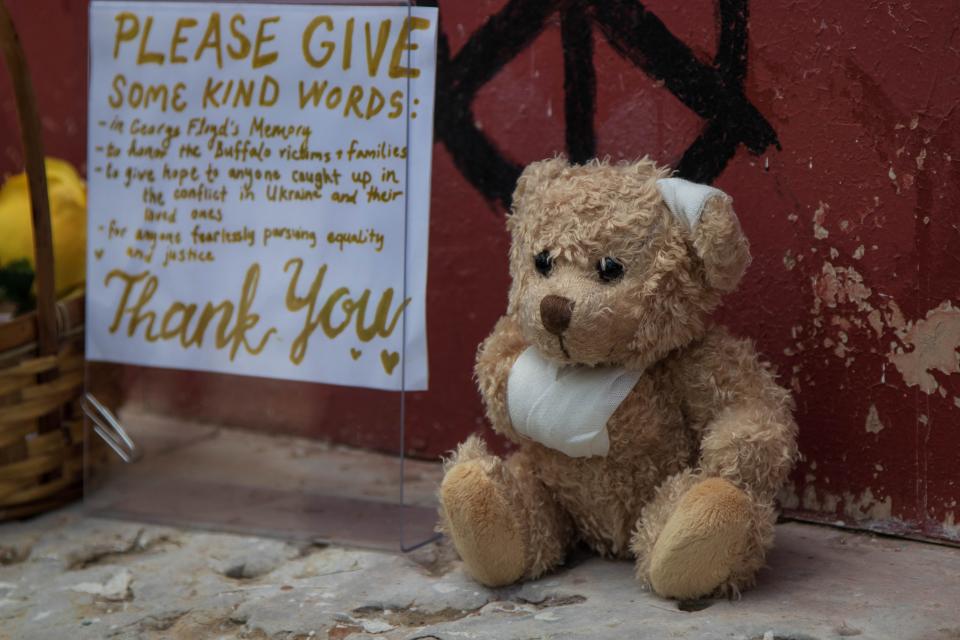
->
540, 295, 575, 335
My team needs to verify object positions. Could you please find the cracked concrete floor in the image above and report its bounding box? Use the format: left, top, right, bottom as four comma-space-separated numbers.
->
1, 505, 959, 640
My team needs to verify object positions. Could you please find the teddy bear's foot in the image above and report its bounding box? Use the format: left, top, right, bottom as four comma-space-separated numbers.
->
440, 458, 527, 587
439, 438, 573, 587
647, 478, 753, 600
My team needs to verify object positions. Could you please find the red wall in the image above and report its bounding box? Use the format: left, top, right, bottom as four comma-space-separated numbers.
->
2, 0, 959, 544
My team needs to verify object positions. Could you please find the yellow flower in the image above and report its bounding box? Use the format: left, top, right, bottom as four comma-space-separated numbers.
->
0, 158, 87, 297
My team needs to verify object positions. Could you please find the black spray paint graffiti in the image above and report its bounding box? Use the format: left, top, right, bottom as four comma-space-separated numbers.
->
432, 0, 780, 210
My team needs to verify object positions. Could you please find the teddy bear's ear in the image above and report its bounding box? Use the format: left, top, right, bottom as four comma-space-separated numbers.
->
656, 177, 751, 293
510, 156, 569, 215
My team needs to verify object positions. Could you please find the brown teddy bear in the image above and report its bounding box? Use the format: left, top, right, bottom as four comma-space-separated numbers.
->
438, 156, 798, 600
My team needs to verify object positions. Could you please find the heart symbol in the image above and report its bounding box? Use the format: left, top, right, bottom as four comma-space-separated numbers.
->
94, 249, 104, 260
350, 348, 362, 360
380, 350, 399, 375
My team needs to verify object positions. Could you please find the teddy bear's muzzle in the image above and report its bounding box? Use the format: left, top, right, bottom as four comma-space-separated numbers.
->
540, 295, 575, 335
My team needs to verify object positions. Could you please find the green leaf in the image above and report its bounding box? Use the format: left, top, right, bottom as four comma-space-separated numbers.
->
0, 258, 36, 313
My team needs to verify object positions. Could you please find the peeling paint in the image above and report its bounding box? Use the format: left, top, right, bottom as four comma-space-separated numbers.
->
865, 404, 884, 434
752, 3, 960, 546
813, 263, 872, 313
883, 300, 907, 336
842, 488, 893, 521
831, 316, 851, 331
783, 250, 797, 271
812, 201, 830, 239
866, 309, 884, 337
888, 301, 960, 394
805, 260, 959, 400
942, 512, 960, 540
888, 165, 899, 193
785, 482, 893, 524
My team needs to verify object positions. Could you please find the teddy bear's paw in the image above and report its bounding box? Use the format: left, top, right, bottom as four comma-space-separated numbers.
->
440, 459, 526, 587
646, 477, 752, 600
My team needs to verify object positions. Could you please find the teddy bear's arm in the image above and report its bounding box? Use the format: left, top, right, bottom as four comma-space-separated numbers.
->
674, 328, 798, 500
474, 315, 529, 442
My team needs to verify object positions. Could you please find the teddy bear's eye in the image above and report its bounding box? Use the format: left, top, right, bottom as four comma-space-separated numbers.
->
534, 250, 553, 276
597, 257, 625, 282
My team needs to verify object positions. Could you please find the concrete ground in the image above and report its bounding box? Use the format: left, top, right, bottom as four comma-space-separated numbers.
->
1, 422, 958, 639
1, 500, 959, 639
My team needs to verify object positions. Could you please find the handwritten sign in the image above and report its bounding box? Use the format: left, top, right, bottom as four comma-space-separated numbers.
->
86, 2, 437, 391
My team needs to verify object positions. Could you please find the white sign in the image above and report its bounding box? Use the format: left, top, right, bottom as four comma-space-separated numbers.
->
86, 1, 437, 391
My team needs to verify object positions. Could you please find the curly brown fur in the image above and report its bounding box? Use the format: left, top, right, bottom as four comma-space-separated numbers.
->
439, 156, 798, 599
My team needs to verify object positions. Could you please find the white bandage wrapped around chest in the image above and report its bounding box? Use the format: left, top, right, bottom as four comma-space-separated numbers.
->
507, 347, 642, 458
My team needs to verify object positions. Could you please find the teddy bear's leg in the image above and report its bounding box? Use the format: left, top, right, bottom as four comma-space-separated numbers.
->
631, 471, 776, 600
439, 436, 573, 587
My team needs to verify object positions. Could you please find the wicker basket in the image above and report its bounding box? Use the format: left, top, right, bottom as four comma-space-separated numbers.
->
0, 1, 87, 521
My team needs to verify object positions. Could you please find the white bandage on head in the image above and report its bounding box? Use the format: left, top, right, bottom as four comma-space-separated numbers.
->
656, 177, 726, 229
507, 347, 642, 458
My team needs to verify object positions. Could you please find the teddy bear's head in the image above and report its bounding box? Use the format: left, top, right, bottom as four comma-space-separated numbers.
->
506, 156, 751, 369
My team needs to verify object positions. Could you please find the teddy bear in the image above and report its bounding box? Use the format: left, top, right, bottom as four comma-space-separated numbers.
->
438, 156, 798, 600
